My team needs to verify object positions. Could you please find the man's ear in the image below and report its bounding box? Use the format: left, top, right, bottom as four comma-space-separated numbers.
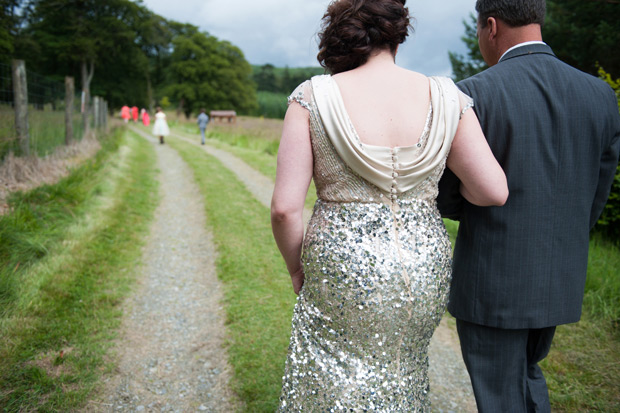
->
486, 17, 498, 40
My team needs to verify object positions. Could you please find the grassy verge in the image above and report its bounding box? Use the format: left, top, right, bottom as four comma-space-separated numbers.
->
168, 136, 293, 412
0, 128, 158, 410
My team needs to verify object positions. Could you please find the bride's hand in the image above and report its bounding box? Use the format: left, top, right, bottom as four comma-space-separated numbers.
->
290, 267, 305, 295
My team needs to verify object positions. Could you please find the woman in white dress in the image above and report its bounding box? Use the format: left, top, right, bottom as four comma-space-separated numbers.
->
271, 0, 508, 411
152, 106, 170, 144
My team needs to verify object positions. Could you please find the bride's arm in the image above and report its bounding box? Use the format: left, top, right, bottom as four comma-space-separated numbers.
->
271, 102, 313, 294
447, 108, 508, 206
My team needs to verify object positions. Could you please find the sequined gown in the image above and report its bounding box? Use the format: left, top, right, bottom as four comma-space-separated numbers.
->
279, 75, 469, 412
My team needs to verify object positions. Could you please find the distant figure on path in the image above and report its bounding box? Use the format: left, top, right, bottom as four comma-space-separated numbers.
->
153, 107, 170, 144
197, 108, 210, 145
132, 106, 139, 122
438, 0, 620, 411
141, 108, 150, 127
121, 105, 130, 123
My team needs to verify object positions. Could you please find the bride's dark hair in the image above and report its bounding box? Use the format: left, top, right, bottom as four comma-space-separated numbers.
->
317, 0, 412, 74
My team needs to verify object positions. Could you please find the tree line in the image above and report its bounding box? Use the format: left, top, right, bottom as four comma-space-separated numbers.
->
449, 0, 620, 82
0, 0, 257, 118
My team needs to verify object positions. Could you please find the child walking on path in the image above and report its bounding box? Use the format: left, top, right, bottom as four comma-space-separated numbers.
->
153, 107, 170, 144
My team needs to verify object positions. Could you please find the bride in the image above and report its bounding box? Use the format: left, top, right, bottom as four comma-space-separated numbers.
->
271, 0, 508, 410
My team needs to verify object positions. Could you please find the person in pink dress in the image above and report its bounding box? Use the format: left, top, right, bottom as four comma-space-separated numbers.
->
121, 105, 130, 123
131, 106, 139, 122
141, 109, 150, 126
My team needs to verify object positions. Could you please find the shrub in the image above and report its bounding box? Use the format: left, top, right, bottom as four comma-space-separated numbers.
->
594, 66, 620, 242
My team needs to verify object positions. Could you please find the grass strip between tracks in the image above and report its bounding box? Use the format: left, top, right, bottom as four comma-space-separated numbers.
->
169, 136, 294, 412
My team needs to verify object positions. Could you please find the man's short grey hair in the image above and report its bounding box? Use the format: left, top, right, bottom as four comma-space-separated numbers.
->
476, 0, 546, 27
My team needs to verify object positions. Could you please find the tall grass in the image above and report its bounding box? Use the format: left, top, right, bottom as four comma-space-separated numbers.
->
583, 234, 620, 322
0, 127, 159, 410
0, 104, 84, 160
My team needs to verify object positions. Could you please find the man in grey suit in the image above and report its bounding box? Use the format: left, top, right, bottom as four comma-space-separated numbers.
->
438, 0, 620, 411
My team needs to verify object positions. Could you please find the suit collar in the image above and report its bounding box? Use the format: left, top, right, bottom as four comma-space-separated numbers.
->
499, 43, 555, 63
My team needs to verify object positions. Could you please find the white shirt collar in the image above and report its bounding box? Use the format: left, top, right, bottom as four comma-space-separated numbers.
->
499, 41, 547, 62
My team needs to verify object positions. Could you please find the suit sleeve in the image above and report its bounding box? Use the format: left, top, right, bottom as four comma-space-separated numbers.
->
438, 168, 464, 220
589, 92, 620, 229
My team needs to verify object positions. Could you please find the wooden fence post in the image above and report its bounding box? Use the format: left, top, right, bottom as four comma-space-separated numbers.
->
11, 59, 29, 156
65, 76, 74, 144
103, 100, 108, 130
93, 96, 100, 128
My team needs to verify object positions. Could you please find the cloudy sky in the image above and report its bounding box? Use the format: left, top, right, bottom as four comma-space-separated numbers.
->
140, 0, 477, 77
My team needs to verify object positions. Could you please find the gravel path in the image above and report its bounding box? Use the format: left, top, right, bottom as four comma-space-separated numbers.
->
169, 129, 476, 412
87, 132, 239, 412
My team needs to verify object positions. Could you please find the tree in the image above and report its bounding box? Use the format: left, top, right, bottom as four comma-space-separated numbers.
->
594, 65, 620, 240
543, 0, 620, 78
449, 2, 620, 81
448, 13, 487, 82
253, 64, 278, 92
0, 0, 21, 62
167, 27, 257, 118
22, 0, 151, 132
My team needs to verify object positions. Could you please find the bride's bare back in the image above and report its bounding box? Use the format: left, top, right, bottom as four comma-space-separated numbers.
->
333, 50, 431, 148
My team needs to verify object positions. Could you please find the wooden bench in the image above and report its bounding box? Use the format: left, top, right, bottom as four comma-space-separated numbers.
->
209, 110, 237, 123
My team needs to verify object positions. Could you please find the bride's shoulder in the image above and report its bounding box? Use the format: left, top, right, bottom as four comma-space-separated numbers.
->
288, 78, 317, 110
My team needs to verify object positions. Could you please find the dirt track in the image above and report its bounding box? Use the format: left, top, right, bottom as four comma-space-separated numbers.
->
87, 129, 239, 412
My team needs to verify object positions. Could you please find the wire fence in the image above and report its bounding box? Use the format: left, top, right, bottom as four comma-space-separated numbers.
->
0, 61, 106, 161
0, 62, 13, 105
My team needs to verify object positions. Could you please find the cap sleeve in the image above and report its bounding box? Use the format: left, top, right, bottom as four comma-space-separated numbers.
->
287, 80, 312, 111
458, 89, 474, 119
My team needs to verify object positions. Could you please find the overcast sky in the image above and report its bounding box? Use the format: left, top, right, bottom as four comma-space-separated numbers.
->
140, 0, 477, 77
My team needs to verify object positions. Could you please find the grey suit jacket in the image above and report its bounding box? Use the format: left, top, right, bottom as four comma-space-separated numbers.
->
438, 44, 620, 329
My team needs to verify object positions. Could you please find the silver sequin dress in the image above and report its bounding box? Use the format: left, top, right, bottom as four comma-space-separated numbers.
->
279, 75, 470, 412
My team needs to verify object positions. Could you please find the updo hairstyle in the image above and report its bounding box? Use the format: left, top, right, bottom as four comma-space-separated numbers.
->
317, 0, 412, 74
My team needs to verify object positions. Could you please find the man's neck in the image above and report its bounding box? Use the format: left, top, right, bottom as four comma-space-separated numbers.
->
496, 23, 543, 61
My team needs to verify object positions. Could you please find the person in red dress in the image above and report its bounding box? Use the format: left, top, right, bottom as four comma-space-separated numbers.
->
121, 105, 130, 123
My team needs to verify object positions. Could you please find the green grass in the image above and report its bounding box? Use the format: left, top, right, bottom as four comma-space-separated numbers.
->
541, 233, 620, 412
543, 316, 619, 411
0, 127, 159, 410
169, 136, 294, 412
